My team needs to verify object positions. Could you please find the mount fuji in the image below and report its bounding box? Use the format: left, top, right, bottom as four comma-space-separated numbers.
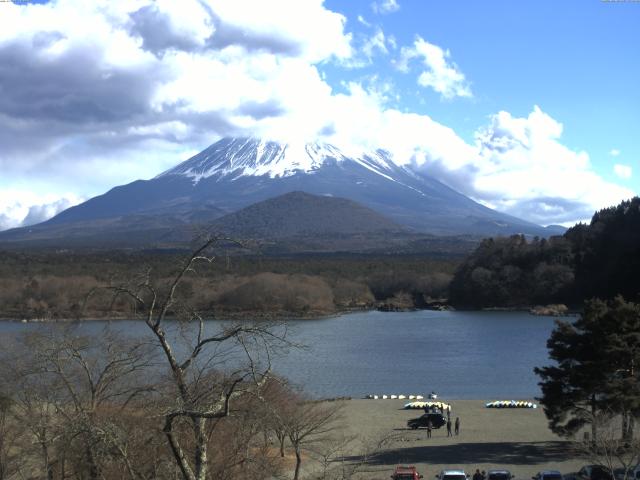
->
0, 137, 564, 248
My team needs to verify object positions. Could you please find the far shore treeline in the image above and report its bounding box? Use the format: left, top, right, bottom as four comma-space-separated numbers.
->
0, 252, 456, 320
450, 196, 640, 309
0, 197, 638, 321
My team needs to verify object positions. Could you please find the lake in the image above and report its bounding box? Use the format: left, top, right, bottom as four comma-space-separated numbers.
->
0, 310, 563, 399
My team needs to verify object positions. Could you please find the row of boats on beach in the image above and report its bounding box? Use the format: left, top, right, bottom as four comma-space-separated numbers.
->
365, 394, 425, 400
404, 401, 452, 411
485, 400, 538, 408
364, 394, 537, 409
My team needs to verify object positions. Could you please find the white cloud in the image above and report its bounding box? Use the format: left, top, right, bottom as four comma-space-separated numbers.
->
340, 23, 393, 68
361, 28, 388, 59
397, 37, 472, 99
269, 86, 631, 226
610, 148, 621, 157
387, 34, 397, 51
357, 15, 370, 27
614, 164, 632, 179
411, 106, 634, 225
0, 0, 353, 228
320, 83, 475, 165
0, 191, 83, 231
371, 0, 400, 14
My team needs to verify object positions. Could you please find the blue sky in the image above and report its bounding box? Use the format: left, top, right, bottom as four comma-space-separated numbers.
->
324, 0, 640, 186
0, 0, 638, 229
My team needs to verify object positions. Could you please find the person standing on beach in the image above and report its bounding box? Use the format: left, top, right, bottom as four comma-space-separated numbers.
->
446, 418, 452, 437
454, 417, 460, 435
426, 419, 432, 438
473, 470, 483, 480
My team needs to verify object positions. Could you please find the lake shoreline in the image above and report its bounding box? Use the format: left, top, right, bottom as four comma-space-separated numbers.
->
0, 308, 364, 323
0, 302, 577, 323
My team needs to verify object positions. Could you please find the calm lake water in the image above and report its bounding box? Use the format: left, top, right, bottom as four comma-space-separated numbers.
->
0, 310, 562, 399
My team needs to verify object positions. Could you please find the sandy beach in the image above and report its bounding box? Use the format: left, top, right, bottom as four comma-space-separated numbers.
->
335, 399, 585, 480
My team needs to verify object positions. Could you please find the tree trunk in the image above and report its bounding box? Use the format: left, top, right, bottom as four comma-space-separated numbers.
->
164, 417, 196, 480
40, 440, 54, 480
60, 447, 67, 480
86, 443, 100, 480
591, 393, 598, 444
293, 446, 302, 480
194, 417, 208, 480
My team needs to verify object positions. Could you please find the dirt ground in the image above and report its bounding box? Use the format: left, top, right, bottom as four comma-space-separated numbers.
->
334, 399, 586, 480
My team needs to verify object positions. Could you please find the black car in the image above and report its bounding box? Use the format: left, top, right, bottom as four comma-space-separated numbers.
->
614, 467, 640, 480
532, 471, 563, 480
407, 412, 447, 429
487, 470, 513, 480
577, 465, 614, 480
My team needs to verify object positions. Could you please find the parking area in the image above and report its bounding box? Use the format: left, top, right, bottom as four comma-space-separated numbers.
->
338, 399, 586, 480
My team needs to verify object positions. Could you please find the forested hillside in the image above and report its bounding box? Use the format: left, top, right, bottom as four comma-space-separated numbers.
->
450, 197, 640, 308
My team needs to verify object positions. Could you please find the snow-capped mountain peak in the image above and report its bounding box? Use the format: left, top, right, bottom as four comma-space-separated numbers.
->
159, 137, 397, 183
5, 136, 558, 241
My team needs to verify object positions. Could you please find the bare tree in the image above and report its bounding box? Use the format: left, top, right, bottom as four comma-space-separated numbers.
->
306, 430, 401, 480
11, 379, 59, 480
91, 237, 293, 480
260, 376, 296, 458
0, 237, 295, 480
0, 326, 157, 480
577, 410, 640, 480
283, 397, 344, 480
202, 394, 285, 480
306, 434, 362, 480
259, 377, 362, 480
0, 394, 25, 480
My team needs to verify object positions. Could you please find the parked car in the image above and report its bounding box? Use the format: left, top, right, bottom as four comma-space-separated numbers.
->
436, 469, 469, 480
614, 467, 640, 480
392, 465, 424, 480
487, 470, 513, 480
532, 471, 563, 480
577, 465, 614, 480
614, 469, 630, 480
407, 412, 447, 430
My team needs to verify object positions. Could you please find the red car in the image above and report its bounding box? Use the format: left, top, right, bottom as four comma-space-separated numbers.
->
392, 465, 424, 480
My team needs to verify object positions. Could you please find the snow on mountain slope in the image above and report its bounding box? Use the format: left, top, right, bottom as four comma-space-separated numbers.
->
158, 137, 397, 183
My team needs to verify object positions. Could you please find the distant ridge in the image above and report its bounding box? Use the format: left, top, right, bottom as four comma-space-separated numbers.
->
211, 191, 405, 238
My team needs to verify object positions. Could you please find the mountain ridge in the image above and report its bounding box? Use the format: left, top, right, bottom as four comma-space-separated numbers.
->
210, 190, 406, 239
0, 137, 565, 248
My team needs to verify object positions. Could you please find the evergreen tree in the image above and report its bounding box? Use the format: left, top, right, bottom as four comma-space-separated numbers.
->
535, 311, 607, 441
593, 297, 640, 440
535, 297, 640, 441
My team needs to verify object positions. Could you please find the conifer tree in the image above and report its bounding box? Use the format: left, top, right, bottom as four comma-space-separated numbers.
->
593, 297, 640, 440
535, 297, 640, 441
